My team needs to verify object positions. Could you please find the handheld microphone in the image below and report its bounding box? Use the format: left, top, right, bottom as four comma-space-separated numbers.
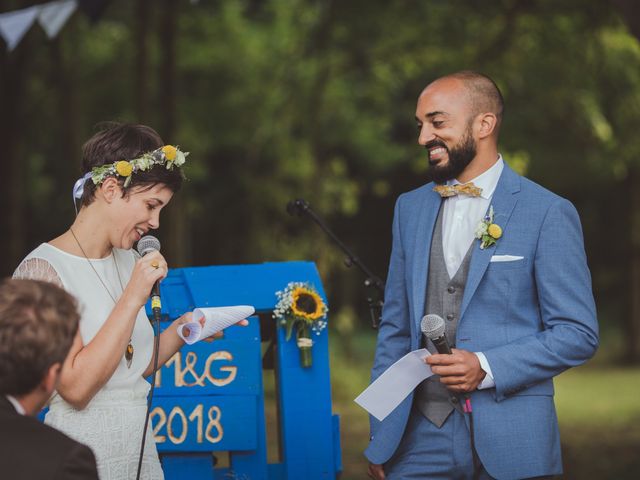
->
136, 235, 162, 315
286, 198, 309, 216
421, 313, 452, 354
421, 313, 474, 408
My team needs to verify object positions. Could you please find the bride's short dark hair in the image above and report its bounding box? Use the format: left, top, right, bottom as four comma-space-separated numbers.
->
79, 122, 184, 207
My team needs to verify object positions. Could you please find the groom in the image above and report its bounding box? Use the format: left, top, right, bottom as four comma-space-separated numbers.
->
366, 71, 598, 479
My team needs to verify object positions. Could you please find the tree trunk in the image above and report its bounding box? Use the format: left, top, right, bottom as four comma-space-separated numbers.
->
626, 167, 640, 363
611, 0, 640, 40
51, 28, 80, 221
158, 0, 188, 267
611, 0, 640, 363
0, 36, 29, 276
135, 0, 150, 122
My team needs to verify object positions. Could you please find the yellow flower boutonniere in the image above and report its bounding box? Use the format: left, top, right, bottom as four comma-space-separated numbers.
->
475, 206, 502, 249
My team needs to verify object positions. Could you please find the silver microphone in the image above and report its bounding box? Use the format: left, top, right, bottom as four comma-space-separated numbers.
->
136, 235, 162, 315
136, 235, 161, 257
420, 314, 452, 354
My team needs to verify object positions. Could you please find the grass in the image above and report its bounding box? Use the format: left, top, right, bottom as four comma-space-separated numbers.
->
325, 331, 640, 480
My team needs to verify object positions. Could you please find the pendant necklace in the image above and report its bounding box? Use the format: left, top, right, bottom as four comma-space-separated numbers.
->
70, 227, 135, 368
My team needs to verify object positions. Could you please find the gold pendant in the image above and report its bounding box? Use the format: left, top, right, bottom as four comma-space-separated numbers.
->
125, 342, 134, 368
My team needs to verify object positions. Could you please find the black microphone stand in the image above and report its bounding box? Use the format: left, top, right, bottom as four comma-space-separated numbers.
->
286, 198, 385, 328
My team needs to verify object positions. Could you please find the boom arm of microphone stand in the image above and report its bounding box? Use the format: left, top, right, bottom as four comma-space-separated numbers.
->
288, 199, 385, 328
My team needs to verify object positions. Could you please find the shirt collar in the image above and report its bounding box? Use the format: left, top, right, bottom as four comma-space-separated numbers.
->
5, 395, 26, 415
450, 155, 504, 200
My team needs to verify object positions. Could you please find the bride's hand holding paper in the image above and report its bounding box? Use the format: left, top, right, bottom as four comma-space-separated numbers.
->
177, 312, 247, 343
177, 305, 254, 344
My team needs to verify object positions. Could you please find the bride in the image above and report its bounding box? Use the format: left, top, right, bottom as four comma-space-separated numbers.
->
13, 122, 245, 479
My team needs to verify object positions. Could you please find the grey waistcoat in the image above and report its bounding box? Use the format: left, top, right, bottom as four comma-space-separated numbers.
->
414, 203, 475, 427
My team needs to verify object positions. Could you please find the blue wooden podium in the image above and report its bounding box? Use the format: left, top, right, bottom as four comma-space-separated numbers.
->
149, 261, 342, 479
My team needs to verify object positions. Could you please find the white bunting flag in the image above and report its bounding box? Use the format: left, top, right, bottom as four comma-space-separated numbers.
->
38, 0, 78, 39
0, 6, 39, 51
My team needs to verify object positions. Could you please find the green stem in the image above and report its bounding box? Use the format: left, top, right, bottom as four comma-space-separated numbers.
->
298, 322, 313, 368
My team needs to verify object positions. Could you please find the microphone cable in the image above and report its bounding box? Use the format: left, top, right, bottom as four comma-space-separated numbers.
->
134, 235, 164, 480
422, 314, 481, 479
462, 395, 481, 480
135, 307, 161, 480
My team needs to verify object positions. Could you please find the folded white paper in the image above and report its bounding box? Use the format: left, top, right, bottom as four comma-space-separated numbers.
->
490, 255, 524, 262
354, 348, 433, 421
178, 305, 255, 344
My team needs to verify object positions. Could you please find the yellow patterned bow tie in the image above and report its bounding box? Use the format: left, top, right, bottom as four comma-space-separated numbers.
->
433, 182, 482, 198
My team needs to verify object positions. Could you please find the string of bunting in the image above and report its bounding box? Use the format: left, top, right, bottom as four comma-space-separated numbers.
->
0, 0, 111, 52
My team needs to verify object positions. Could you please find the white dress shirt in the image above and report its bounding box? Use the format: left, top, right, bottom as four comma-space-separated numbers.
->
5, 395, 26, 415
441, 156, 504, 389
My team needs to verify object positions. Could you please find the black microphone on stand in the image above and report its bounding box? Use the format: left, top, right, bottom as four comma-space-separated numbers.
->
420, 313, 481, 479
286, 198, 310, 217
285, 197, 385, 328
136, 235, 162, 319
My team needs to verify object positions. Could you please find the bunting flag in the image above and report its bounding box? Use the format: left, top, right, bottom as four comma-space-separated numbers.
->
0, 0, 81, 51
38, 0, 78, 39
0, 0, 205, 52
0, 6, 39, 51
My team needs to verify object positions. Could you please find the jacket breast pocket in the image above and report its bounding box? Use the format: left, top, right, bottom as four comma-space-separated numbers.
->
486, 257, 528, 272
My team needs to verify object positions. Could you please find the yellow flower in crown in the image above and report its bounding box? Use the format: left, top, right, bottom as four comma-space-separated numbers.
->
115, 161, 133, 177
488, 224, 502, 239
162, 145, 177, 161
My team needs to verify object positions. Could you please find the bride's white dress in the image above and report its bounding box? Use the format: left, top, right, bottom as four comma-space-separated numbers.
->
14, 243, 164, 480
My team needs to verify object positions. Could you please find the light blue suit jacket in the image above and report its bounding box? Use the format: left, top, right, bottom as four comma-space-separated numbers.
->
365, 163, 598, 479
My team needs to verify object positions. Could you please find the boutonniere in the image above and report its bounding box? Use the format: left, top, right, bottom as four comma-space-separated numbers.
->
475, 205, 502, 249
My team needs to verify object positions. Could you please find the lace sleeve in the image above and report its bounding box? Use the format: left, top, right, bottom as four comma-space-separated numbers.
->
13, 257, 64, 288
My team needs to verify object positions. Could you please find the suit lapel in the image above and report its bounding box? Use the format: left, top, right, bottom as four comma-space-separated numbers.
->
412, 186, 442, 333
459, 163, 521, 320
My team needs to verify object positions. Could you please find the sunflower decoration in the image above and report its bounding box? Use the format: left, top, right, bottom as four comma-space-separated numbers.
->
273, 282, 328, 368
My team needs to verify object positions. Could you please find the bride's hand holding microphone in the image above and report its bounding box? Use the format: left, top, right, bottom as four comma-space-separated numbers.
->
123, 251, 168, 308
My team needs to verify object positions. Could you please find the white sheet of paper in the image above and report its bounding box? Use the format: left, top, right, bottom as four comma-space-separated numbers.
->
354, 348, 433, 421
177, 305, 255, 344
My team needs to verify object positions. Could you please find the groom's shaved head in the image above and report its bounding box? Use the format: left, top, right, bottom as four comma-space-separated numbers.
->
425, 71, 504, 132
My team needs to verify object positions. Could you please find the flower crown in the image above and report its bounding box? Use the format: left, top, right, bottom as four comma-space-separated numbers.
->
72, 145, 188, 208
91, 145, 188, 188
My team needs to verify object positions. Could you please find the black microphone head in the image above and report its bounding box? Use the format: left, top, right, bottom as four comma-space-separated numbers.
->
286, 200, 298, 216
421, 314, 446, 340
137, 235, 161, 257
286, 199, 309, 216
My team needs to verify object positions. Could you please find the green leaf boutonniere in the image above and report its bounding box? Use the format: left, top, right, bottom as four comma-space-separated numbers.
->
475, 205, 502, 249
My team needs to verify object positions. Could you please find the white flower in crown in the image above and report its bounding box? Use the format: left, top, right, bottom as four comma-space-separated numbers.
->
173, 149, 187, 167
136, 155, 154, 171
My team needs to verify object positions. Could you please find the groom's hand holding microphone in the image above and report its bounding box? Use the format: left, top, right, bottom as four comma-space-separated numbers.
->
422, 314, 486, 393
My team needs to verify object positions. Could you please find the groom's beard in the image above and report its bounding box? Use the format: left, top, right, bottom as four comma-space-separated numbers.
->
427, 127, 477, 184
